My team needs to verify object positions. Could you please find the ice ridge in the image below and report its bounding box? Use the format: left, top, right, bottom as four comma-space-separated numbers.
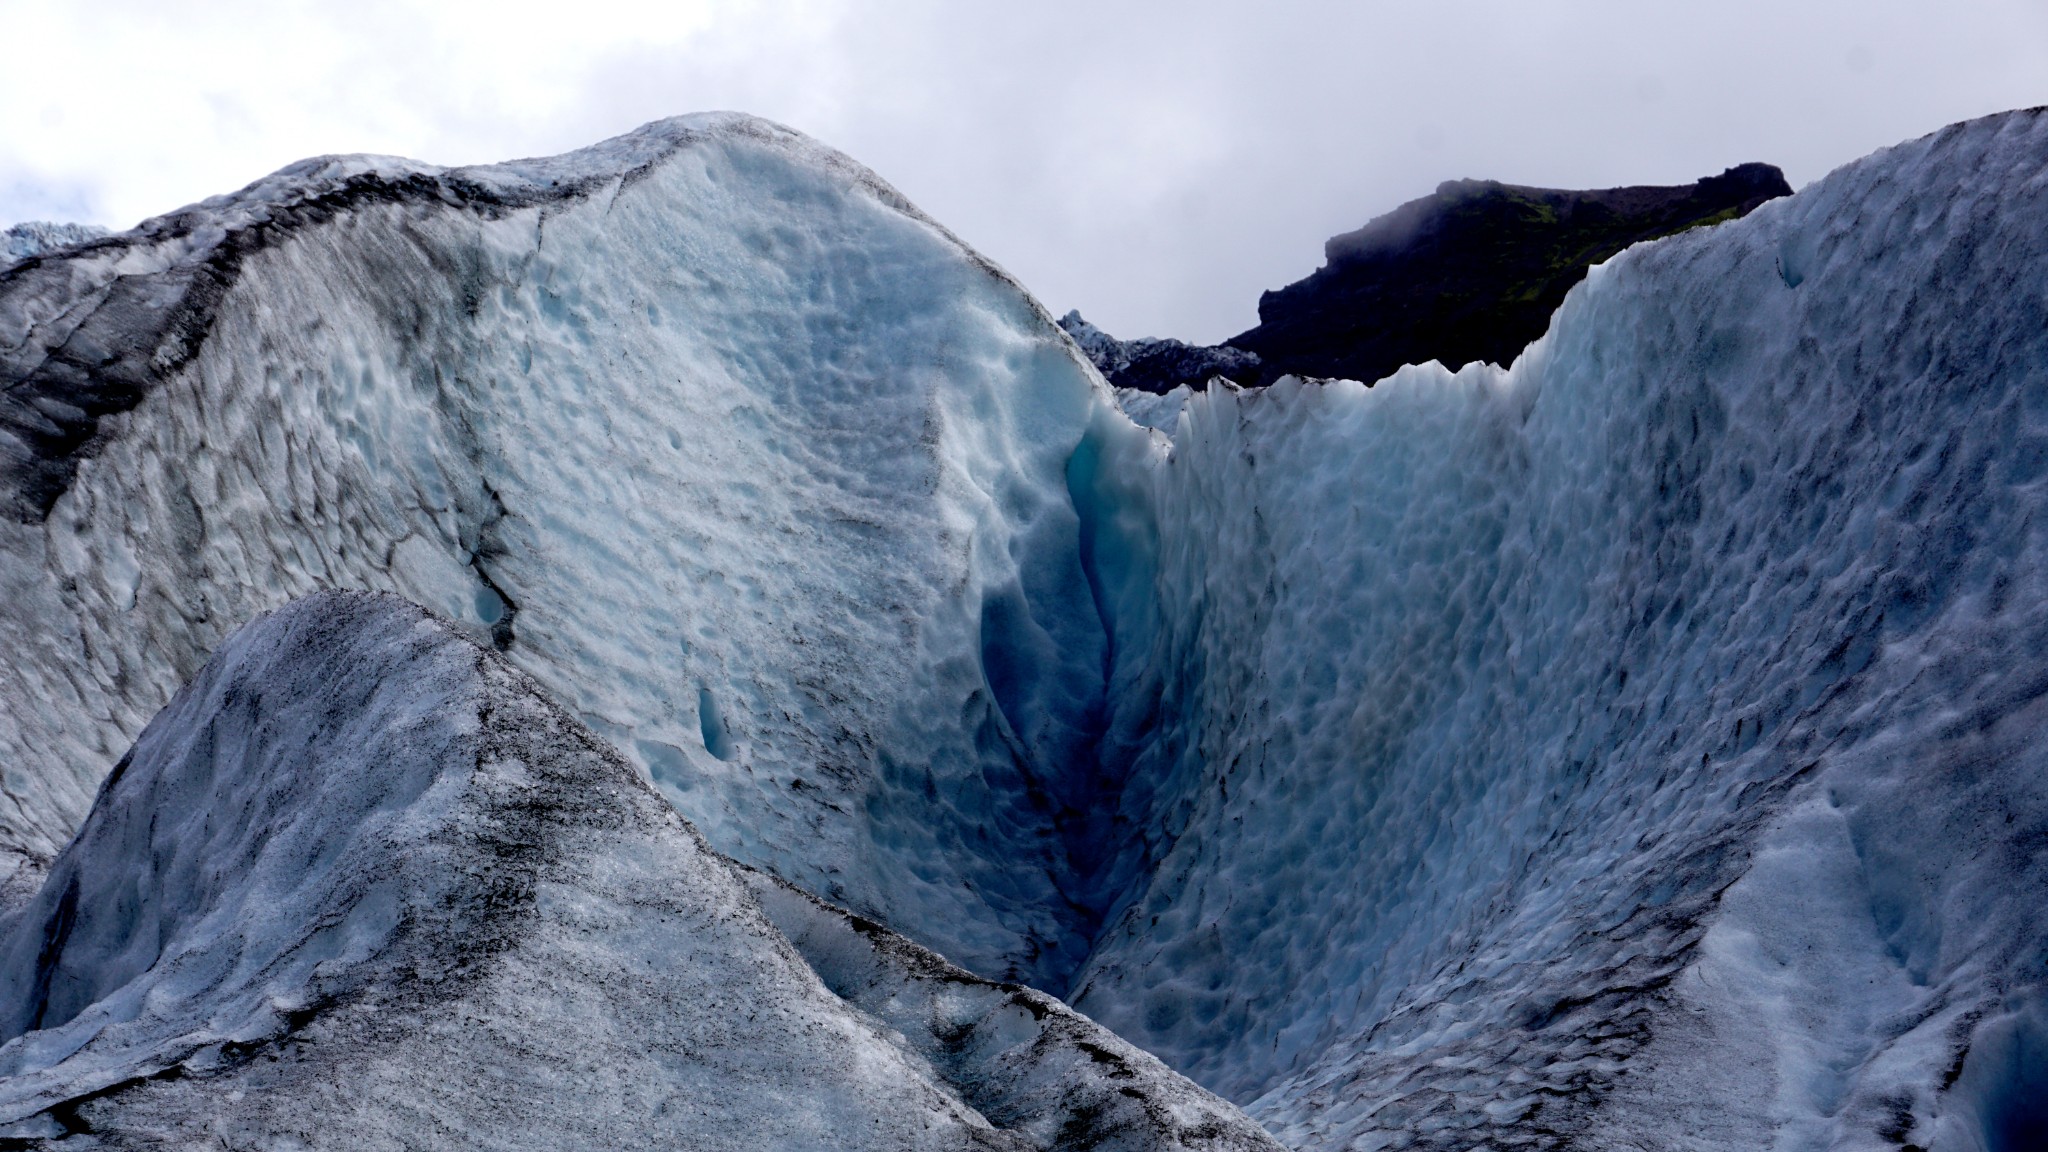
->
0, 223, 109, 271
0, 590, 1278, 1149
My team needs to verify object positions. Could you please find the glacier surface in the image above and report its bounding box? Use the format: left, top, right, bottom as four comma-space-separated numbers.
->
0, 105, 2045, 1150
0, 591, 1278, 1150
1064, 111, 2048, 1148
0, 224, 110, 271
0, 113, 1120, 991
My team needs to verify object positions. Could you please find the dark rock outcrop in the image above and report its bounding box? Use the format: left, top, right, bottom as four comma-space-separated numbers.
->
1227, 163, 1791, 383
1058, 311, 1262, 395
1065, 164, 1790, 395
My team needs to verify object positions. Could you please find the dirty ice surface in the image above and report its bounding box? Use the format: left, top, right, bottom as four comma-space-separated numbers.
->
0, 591, 1278, 1151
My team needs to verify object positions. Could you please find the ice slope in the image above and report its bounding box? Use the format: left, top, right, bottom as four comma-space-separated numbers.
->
0, 113, 1120, 985
0, 590, 1279, 1150
1070, 110, 2048, 1148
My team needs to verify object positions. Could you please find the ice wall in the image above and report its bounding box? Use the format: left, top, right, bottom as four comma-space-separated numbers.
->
1072, 110, 2048, 1148
0, 113, 1120, 985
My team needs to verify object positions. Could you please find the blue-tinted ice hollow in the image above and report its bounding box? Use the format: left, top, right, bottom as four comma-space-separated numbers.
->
474, 585, 506, 625
697, 686, 734, 762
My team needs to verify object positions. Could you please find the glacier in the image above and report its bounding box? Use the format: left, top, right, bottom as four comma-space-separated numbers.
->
0, 224, 109, 270
0, 590, 1277, 1149
1059, 111, 2048, 1148
0, 113, 1122, 991
0, 105, 2045, 1150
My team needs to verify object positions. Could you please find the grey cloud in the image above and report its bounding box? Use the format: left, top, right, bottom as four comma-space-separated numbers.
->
3, 0, 2045, 341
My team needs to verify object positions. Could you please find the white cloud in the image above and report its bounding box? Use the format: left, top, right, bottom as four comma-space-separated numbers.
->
5, 0, 2046, 340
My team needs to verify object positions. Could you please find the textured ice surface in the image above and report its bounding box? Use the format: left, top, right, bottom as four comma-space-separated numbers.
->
0, 591, 1276, 1149
743, 866, 1281, 1152
0, 112, 1117, 987
0, 223, 108, 269
1112, 386, 1193, 433
3, 104, 2048, 1150
1070, 110, 2048, 1148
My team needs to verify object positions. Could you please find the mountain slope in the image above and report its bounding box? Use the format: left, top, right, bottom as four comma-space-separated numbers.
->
1227, 162, 1790, 383
1055, 165, 1788, 396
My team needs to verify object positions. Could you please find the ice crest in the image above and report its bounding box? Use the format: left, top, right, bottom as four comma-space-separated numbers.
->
0, 222, 108, 268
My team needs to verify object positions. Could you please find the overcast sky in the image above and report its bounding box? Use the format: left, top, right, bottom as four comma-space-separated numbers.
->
4, 1, 2047, 342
